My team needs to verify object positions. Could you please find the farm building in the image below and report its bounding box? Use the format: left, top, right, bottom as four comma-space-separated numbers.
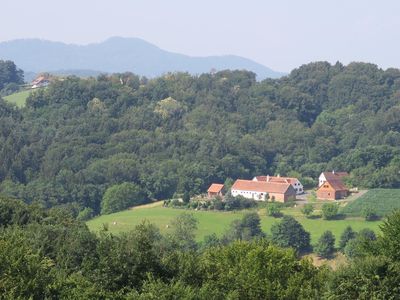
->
231, 179, 296, 203
253, 175, 304, 195
317, 179, 349, 200
318, 171, 349, 187
207, 183, 224, 198
31, 76, 50, 89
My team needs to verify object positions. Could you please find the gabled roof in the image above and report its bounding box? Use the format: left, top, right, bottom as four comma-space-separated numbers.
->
318, 179, 348, 192
328, 179, 348, 191
322, 171, 349, 181
207, 183, 224, 193
254, 175, 298, 184
232, 179, 292, 194
31, 76, 49, 85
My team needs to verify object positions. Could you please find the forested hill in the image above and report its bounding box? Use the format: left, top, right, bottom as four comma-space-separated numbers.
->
0, 61, 399, 213
0, 37, 284, 79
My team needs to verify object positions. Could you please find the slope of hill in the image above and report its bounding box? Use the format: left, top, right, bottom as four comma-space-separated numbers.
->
0, 37, 284, 79
341, 189, 400, 217
0, 62, 399, 214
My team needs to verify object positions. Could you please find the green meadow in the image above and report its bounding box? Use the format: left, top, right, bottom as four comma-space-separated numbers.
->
3, 89, 31, 107
87, 202, 382, 246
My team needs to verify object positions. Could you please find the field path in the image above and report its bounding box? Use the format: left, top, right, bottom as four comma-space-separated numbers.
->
129, 201, 164, 210
343, 189, 368, 203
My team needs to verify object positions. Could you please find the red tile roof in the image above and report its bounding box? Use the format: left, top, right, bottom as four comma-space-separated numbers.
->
327, 179, 348, 191
207, 183, 224, 193
232, 179, 292, 194
255, 175, 297, 184
322, 171, 349, 181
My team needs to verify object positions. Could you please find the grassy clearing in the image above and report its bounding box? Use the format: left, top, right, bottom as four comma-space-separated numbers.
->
3, 90, 31, 107
87, 201, 381, 246
341, 189, 400, 217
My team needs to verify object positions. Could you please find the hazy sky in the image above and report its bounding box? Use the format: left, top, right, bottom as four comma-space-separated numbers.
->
2, 0, 400, 72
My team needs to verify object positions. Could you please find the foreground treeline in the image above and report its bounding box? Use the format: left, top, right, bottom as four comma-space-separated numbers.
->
1, 196, 400, 299
0, 61, 400, 215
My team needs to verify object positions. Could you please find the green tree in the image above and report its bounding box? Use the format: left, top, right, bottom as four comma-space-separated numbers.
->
199, 240, 326, 299
339, 226, 356, 251
315, 230, 335, 258
378, 210, 400, 261
271, 215, 311, 253
168, 213, 198, 251
301, 203, 314, 217
0, 228, 55, 299
76, 207, 94, 221
267, 202, 282, 218
326, 256, 400, 299
362, 207, 378, 221
321, 203, 339, 220
101, 182, 147, 214
222, 212, 265, 242
0, 60, 24, 90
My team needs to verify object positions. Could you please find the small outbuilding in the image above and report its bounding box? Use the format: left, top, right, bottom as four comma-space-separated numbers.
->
317, 179, 349, 200
207, 183, 224, 198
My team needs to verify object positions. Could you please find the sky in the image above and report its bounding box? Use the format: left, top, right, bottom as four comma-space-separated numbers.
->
2, 0, 400, 72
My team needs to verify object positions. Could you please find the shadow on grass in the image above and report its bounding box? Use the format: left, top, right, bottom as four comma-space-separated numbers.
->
307, 215, 321, 220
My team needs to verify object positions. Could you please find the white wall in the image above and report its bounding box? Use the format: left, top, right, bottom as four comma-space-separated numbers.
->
231, 189, 267, 201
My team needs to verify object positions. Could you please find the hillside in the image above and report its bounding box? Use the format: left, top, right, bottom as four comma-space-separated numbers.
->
0, 62, 399, 214
87, 202, 381, 246
341, 189, 400, 217
3, 90, 30, 107
0, 37, 284, 79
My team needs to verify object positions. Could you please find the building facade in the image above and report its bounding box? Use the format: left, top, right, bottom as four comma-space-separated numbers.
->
231, 179, 296, 203
253, 175, 304, 195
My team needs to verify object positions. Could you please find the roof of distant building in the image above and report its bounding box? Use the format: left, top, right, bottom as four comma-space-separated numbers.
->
207, 183, 224, 193
232, 179, 292, 194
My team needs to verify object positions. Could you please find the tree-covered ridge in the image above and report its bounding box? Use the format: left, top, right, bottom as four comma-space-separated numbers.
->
0, 61, 399, 212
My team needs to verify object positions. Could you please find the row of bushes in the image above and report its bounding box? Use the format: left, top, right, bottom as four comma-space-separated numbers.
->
164, 195, 258, 211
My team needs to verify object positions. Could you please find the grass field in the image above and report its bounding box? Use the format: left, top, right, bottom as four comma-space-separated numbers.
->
3, 90, 31, 107
341, 189, 400, 217
87, 202, 382, 246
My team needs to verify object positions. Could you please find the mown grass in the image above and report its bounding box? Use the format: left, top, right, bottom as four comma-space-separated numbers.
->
341, 189, 400, 217
3, 89, 31, 107
87, 202, 382, 246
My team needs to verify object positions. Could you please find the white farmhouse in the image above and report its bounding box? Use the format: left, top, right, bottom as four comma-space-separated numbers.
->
318, 171, 349, 187
231, 179, 296, 203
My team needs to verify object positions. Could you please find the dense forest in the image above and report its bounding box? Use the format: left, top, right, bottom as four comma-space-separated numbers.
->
1, 196, 400, 299
0, 61, 400, 215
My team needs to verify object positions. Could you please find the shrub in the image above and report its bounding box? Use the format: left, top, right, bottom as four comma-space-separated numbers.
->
182, 192, 190, 204
339, 226, 356, 251
267, 203, 283, 218
362, 207, 378, 221
301, 203, 314, 217
212, 197, 224, 210
76, 207, 94, 221
321, 203, 339, 220
315, 231, 335, 258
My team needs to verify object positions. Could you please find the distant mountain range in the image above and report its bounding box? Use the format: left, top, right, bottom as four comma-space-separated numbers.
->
0, 37, 285, 80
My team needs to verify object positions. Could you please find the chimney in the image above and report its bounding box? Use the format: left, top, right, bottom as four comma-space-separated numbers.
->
277, 174, 280, 178
332, 170, 335, 174
267, 175, 270, 182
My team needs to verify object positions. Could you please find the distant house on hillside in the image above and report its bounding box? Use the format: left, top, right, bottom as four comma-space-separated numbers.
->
207, 183, 224, 198
317, 171, 349, 200
318, 171, 348, 187
231, 179, 296, 203
253, 175, 304, 195
31, 76, 50, 89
